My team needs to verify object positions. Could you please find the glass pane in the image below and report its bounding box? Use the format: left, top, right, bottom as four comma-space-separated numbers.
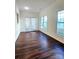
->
41, 17, 43, 23
58, 10, 64, 22
40, 17, 44, 28
31, 18, 36, 29
57, 10, 64, 37
25, 18, 30, 28
44, 16, 47, 28
44, 23, 47, 28
44, 16, 47, 22
57, 22, 64, 36
40, 16, 48, 29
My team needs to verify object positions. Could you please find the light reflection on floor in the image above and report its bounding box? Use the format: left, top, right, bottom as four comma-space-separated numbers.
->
39, 34, 49, 49
39, 33, 64, 59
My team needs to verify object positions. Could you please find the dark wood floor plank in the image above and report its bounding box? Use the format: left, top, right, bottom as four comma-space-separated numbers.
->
15, 31, 64, 59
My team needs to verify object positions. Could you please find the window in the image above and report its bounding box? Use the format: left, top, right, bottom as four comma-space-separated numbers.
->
25, 18, 30, 28
25, 17, 37, 31
40, 17, 44, 28
31, 18, 36, 30
44, 16, 47, 28
57, 10, 64, 37
40, 16, 48, 29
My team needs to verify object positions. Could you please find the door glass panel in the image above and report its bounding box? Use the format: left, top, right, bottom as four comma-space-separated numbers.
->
31, 18, 36, 30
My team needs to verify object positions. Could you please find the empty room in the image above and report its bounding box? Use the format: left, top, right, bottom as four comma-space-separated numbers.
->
15, 0, 64, 59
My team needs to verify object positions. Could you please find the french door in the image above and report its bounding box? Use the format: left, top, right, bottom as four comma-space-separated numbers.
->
25, 17, 37, 32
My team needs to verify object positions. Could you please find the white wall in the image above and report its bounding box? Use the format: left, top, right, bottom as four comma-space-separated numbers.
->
39, 0, 64, 43
15, 6, 21, 41
20, 11, 39, 32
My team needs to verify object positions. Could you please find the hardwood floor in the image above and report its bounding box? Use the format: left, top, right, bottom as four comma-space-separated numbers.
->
15, 31, 64, 59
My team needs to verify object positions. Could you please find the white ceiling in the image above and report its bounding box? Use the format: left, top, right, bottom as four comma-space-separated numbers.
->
16, 0, 56, 12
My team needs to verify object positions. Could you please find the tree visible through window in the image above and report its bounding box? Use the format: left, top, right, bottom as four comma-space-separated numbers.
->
57, 10, 64, 37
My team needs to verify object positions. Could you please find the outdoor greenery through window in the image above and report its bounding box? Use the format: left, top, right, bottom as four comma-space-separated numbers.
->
57, 10, 64, 37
